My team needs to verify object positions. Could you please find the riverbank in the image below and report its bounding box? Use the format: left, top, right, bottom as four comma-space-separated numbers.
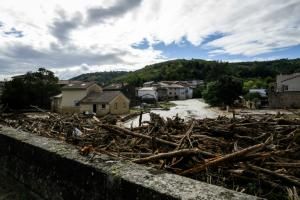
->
123, 99, 299, 127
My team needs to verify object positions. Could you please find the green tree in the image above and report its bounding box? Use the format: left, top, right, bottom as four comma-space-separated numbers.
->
193, 85, 205, 98
1, 68, 60, 110
242, 77, 274, 93
202, 81, 220, 106
244, 92, 261, 101
202, 76, 243, 106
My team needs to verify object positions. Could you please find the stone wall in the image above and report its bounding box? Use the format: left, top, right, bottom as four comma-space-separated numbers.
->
61, 106, 80, 114
80, 103, 110, 116
109, 94, 130, 115
0, 126, 259, 200
269, 91, 300, 108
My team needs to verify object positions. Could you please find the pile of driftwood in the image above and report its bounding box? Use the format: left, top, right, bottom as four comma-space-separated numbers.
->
0, 112, 299, 199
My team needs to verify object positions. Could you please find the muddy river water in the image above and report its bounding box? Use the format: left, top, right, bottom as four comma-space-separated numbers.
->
124, 99, 222, 128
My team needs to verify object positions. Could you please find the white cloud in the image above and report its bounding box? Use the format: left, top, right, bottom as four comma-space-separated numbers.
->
0, 0, 299, 80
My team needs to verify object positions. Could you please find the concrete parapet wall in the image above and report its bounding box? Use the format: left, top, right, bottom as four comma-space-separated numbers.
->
0, 126, 259, 200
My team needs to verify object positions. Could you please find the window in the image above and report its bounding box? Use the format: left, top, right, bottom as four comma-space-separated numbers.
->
102, 104, 106, 109
74, 100, 80, 106
284, 85, 288, 91
169, 92, 172, 95
115, 103, 118, 109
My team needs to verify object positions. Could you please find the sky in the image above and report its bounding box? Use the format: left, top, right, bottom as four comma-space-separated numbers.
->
0, 0, 300, 80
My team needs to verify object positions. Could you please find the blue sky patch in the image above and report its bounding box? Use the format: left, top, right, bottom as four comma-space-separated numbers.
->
153, 38, 210, 59
132, 38, 150, 49
152, 37, 300, 62
4, 27, 24, 38
202, 32, 227, 45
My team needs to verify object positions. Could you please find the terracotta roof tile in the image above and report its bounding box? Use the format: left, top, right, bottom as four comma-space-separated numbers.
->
80, 91, 124, 103
62, 82, 96, 90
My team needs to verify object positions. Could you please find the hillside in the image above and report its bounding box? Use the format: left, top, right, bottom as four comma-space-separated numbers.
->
114, 59, 300, 86
71, 59, 300, 86
70, 71, 128, 85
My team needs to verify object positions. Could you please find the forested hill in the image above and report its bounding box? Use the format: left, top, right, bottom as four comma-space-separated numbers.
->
71, 59, 300, 86
113, 59, 300, 85
70, 71, 128, 85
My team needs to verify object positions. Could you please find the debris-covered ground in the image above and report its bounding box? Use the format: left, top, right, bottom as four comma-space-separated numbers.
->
0, 112, 300, 199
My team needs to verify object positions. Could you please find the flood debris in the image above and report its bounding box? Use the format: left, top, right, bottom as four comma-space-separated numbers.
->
0, 112, 299, 199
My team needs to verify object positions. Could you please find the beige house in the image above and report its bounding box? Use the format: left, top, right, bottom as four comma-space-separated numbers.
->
51, 82, 130, 116
80, 91, 130, 116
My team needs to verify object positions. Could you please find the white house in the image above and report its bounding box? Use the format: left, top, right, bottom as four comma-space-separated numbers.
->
276, 73, 300, 92
159, 82, 193, 100
143, 81, 155, 87
162, 84, 187, 100
137, 87, 158, 101
185, 87, 193, 99
140, 81, 194, 100
269, 73, 300, 108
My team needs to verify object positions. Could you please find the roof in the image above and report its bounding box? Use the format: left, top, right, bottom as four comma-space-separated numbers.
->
160, 81, 177, 84
80, 91, 126, 104
58, 80, 83, 85
162, 84, 184, 88
143, 81, 154, 85
138, 87, 156, 91
103, 83, 127, 90
53, 93, 62, 98
61, 82, 96, 90
249, 89, 267, 97
281, 73, 300, 83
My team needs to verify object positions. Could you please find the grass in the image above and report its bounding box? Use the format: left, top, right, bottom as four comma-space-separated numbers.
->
159, 101, 176, 110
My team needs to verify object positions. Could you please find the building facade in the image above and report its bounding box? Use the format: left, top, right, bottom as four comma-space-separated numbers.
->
80, 91, 130, 116
103, 83, 137, 106
137, 87, 158, 101
51, 82, 130, 116
269, 73, 300, 108
141, 81, 195, 100
276, 73, 300, 92
59, 82, 102, 113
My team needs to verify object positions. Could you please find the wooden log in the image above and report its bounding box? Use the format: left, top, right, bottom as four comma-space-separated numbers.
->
264, 162, 300, 168
133, 148, 214, 164
119, 152, 152, 157
247, 164, 300, 187
230, 173, 285, 190
245, 147, 300, 160
100, 124, 177, 147
176, 121, 195, 150
30, 105, 56, 118
235, 122, 276, 126
179, 142, 266, 175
